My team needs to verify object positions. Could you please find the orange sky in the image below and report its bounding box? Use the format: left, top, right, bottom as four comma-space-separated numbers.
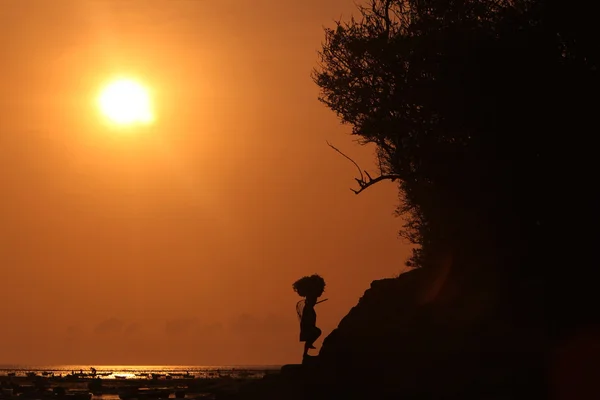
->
0, 0, 411, 365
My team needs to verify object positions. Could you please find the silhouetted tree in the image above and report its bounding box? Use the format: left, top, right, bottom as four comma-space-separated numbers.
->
314, 0, 598, 282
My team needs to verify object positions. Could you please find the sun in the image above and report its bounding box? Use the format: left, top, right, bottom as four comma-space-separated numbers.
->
98, 78, 154, 125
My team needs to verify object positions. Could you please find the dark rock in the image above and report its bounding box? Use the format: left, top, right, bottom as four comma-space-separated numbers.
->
236, 258, 599, 399
280, 364, 303, 378
316, 265, 549, 398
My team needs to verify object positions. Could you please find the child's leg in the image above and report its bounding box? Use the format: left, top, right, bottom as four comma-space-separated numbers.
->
303, 342, 310, 356
307, 328, 320, 349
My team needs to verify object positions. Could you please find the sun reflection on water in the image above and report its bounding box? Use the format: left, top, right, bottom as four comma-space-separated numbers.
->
0, 365, 281, 380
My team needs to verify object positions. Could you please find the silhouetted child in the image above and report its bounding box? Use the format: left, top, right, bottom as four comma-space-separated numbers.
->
293, 274, 326, 359
300, 295, 321, 356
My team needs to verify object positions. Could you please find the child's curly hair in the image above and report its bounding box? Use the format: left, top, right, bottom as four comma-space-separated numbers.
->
292, 274, 326, 298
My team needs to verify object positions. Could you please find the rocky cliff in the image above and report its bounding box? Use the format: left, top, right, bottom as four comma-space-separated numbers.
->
233, 254, 597, 399
314, 261, 548, 398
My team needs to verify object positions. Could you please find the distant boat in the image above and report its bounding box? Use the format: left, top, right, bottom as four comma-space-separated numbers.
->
65, 372, 96, 379
171, 372, 194, 379
114, 375, 127, 379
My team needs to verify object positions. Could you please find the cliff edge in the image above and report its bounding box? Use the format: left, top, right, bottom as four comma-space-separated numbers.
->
233, 258, 597, 399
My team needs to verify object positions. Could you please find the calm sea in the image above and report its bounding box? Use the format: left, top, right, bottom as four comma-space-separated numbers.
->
0, 365, 281, 379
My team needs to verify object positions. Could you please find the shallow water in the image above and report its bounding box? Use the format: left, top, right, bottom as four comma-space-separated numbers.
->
0, 365, 280, 380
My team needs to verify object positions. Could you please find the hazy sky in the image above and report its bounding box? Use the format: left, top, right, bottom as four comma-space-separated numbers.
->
0, 0, 411, 365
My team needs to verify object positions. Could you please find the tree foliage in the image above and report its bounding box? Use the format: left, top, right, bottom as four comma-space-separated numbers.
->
314, 0, 598, 271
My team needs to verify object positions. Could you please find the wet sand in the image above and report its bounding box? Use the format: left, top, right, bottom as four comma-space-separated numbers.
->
0, 374, 272, 400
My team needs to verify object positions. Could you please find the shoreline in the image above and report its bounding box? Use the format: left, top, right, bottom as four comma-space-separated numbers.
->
0, 374, 275, 400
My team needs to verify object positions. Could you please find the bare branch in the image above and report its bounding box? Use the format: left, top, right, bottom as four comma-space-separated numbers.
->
326, 140, 364, 183
371, 0, 393, 38
326, 141, 401, 194
350, 173, 401, 194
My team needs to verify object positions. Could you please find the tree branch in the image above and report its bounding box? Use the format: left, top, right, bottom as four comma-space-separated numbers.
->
326, 140, 364, 183
326, 141, 401, 194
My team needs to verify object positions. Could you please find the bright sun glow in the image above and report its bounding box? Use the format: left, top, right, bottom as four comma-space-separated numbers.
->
98, 78, 153, 125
